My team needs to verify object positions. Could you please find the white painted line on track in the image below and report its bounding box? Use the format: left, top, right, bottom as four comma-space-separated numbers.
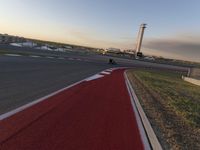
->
124, 72, 151, 150
0, 68, 117, 121
4, 54, 22, 57
46, 56, 54, 59
105, 69, 113, 72
0, 79, 84, 121
85, 74, 104, 81
107, 68, 117, 72
124, 71, 162, 150
30, 55, 41, 58
100, 71, 111, 75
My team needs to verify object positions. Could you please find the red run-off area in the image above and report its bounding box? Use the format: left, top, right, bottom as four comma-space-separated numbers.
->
0, 69, 145, 150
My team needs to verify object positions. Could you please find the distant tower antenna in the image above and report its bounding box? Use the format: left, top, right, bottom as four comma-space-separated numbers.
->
135, 24, 146, 57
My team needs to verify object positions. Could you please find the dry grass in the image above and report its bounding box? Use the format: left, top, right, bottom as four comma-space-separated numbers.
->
127, 69, 200, 150
134, 70, 200, 127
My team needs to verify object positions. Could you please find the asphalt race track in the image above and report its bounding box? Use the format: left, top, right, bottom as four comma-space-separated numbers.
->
0, 45, 188, 115
0, 69, 147, 150
0, 55, 111, 115
0, 46, 189, 150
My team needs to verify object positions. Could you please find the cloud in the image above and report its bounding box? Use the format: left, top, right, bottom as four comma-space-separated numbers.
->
143, 34, 200, 62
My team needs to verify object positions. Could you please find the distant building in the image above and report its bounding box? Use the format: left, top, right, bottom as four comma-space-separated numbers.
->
96, 49, 106, 54
0, 34, 9, 43
0, 34, 25, 44
144, 56, 155, 61
106, 48, 121, 53
124, 49, 135, 54
0, 34, 3, 43
64, 45, 72, 49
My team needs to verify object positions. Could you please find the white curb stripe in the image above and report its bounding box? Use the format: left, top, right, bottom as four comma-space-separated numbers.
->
0, 80, 84, 121
124, 71, 162, 150
100, 71, 111, 75
46, 56, 54, 59
30, 55, 41, 58
106, 69, 113, 71
4, 54, 22, 57
0, 67, 121, 121
85, 74, 104, 81
0, 68, 119, 121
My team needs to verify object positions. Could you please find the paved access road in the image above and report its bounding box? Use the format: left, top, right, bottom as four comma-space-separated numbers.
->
0, 69, 148, 150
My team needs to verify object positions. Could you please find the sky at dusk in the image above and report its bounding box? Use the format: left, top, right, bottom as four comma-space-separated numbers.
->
0, 0, 200, 62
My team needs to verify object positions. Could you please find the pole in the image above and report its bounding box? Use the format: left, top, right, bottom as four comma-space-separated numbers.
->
136, 24, 146, 53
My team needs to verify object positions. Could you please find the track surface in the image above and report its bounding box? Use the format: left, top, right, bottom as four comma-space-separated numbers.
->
0, 46, 188, 149
0, 69, 144, 150
0, 49, 187, 115
0, 55, 111, 114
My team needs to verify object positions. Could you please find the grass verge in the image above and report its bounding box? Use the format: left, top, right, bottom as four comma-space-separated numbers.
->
127, 69, 200, 150
0, 49, 32, 56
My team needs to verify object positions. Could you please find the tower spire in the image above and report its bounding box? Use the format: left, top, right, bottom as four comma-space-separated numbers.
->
135, 24, 146, 58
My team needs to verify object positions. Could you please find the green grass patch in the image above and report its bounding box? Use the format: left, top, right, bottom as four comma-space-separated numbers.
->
0, 49, 30, 56
134, 69, 200, 127
0, 50, 10, 55
0, 49, 45, 57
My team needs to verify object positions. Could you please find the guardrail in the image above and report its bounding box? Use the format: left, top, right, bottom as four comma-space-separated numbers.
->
182, 76, 200, 86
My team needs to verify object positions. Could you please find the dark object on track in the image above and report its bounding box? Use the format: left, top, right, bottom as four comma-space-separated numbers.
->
109, 58, 117, 65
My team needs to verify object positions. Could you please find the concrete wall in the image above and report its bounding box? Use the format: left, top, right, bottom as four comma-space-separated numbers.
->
182, 76, 200, 86
188, 68, 200, 79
